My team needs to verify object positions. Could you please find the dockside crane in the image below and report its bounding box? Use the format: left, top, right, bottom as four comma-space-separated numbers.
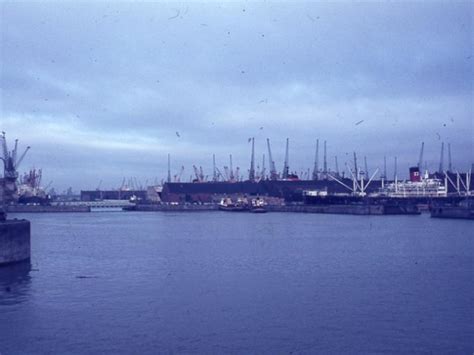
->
12, 139, 18, 166
1, 132, 30, 180
167, 154, 171, 183
448, 143, 452, 172
364, 156, 369, 177
323, 140, 327, 178
438, 142, 444, 174
215, 167, 224, 181
353, 152, 358, 180
223, 166, 230, 181
174, 166, 184, 182
266, 138, 278, 180
394, 156, 398, 181
192, 165, 201, 182
199, 166, 205, 182
417, 142, 424, 170
381, 156, 387, 187
212, 154, 218, 182
312, 139, 319, 180
229, 154, 235, 182
249, 138, 255, 182
282, 138, 289, 179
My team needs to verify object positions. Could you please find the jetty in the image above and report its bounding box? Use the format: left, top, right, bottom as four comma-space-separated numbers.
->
0, 210, 31, 266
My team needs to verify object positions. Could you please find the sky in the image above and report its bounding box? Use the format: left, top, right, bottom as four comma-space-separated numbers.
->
1, 1, 473, 191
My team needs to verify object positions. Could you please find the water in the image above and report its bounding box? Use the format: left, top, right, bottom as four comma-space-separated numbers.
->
0, 212, 472, 354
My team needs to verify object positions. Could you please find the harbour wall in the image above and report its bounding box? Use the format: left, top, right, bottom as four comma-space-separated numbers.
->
7, 205, 91, 213
267, 204, 386, 215
130, 203, 420, 215
0, 219, 31, 266
128, 204, 218, 212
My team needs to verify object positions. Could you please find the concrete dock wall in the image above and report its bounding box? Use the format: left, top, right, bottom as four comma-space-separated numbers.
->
266, 205, 385, 214
130, 204, 219, 212
7, 205, 90, 213
0, 220, 31, 265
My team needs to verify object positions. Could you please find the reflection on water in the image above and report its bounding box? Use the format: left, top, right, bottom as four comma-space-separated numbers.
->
0, 262, 32, 305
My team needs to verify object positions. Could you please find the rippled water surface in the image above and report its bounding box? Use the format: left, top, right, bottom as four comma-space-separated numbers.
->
0, 212, 472, 354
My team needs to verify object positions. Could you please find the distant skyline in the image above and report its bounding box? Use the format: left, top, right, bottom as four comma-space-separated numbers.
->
1, 2, 473, 191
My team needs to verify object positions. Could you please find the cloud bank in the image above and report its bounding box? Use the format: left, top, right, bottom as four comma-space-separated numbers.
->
1, 2, 472, 190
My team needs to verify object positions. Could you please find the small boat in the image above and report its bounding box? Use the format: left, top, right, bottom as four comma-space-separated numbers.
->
218, 197, 249, 212
250, 197, 267, 213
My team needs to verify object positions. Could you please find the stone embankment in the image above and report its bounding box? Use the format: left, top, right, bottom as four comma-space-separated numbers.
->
0, 219, 31, 266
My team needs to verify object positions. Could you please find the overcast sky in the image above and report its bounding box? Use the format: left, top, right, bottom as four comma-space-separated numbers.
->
1, 1, 472, 191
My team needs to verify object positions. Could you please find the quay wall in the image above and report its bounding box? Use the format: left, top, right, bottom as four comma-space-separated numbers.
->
131, 204, 386, 214
267, 204, 385, 215
0, 219, 31, 266
7, 205, 91, 213
130, 204, 218, 212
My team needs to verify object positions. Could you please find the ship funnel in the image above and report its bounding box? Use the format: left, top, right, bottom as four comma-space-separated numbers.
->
409, 166, 421, 182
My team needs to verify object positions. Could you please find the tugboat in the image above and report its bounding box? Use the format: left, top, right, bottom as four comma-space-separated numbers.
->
250, 197, 267, 213
218, 197, 249, 212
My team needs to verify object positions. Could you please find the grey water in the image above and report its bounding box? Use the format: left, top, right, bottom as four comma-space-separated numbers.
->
0, 212, 472, 354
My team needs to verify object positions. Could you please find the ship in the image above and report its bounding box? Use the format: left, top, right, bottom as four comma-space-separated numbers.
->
218, 197, 249, 212
17, 169, 51, 205
378, 167, 447, 198
250, 196, 267, 213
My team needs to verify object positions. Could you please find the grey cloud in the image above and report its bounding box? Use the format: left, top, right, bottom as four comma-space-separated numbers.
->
1, 1, 472, 190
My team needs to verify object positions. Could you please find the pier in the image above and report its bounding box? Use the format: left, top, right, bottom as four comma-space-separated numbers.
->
0, 218, 31, 266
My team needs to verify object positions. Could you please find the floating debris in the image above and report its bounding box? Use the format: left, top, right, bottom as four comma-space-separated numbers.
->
75, 275, 98, 279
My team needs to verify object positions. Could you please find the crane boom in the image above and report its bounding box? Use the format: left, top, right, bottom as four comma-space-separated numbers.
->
417, 142, 424, 169
249, 137, 255, 181
323, 140, 327, 176
192, 165, 200, 182
282, 138, 289, 179
353, 152, 358, 178
212, 154, 217, 181
448, 143, 452, 172
312, 139, 319, 180
266, 138, 278, 180
1, 132, 8, 160
438, 142, 444, 174
229, 155, 235, 181
15, 146, 30, 169
12, 139, 18, 165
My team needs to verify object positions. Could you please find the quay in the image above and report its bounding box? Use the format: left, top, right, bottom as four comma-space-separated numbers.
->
6, 200, 135, 213
128, 202, 420, 215
0, 212, 31, 266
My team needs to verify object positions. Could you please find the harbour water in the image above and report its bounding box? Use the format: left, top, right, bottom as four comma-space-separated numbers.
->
0, 212, 472, 354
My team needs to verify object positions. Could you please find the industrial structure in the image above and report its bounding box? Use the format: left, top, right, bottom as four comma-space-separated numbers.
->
1, 132, 30, 205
